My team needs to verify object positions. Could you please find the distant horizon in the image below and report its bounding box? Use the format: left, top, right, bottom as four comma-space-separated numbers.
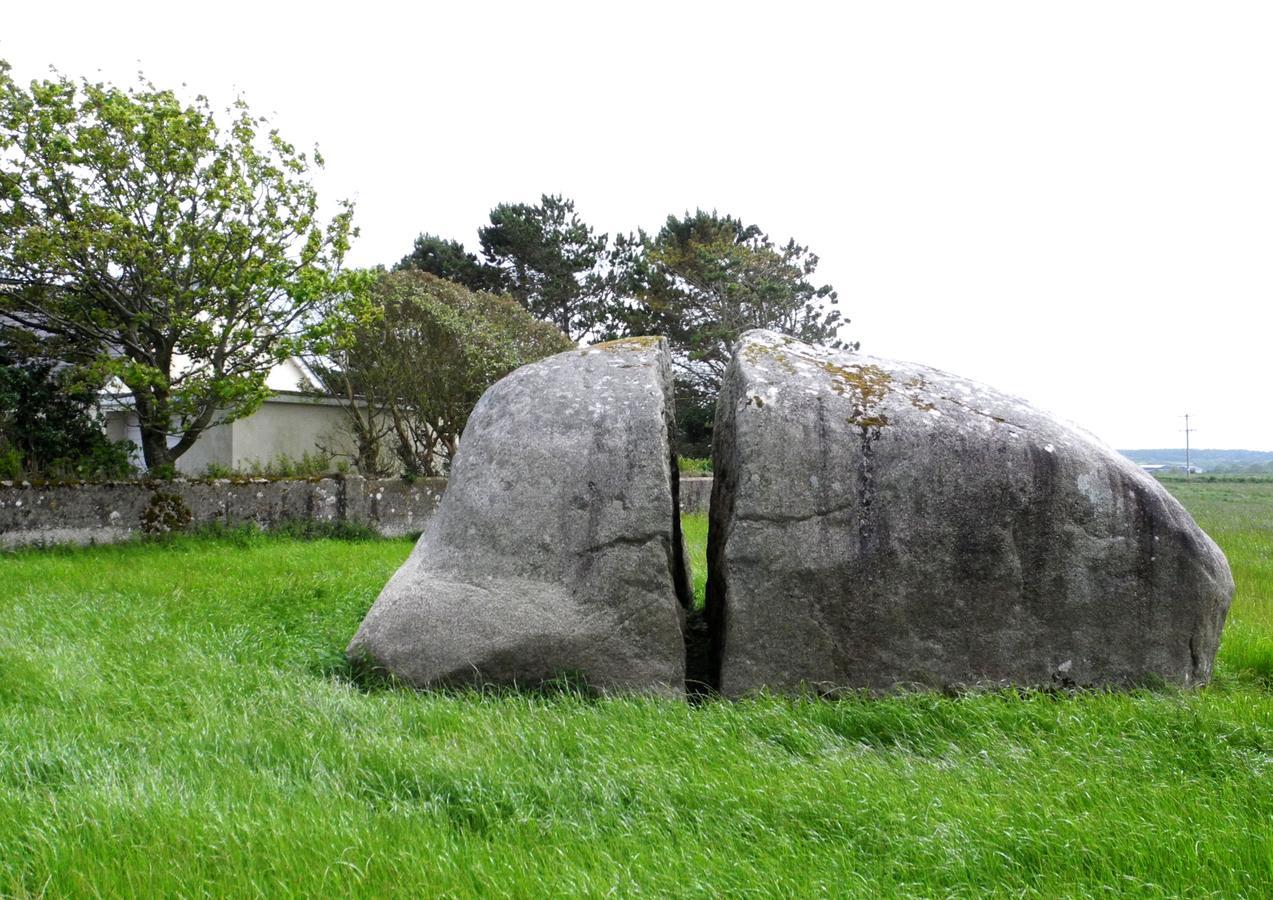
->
1117, 449, 1273, 472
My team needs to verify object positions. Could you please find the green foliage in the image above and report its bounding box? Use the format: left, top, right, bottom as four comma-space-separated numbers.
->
674, 393, 717, 459
478, 194, 619, 342
306, 270, 573, 476
678, 456, 713, 475
681, 512, 709, 608
139, 490, 193, 535
0, 444, 20, 480
394, 205, 848, 450
189, 518, 381, 543
396, 233, 504, 293
1157, 479, 1273, 684
0, 486, 1270, 895
271, 518, 379, 541
0, 60, 356, 472
620, 210, 849, 447
0, 355, 134, 480
243, 450, 333, 479
1203, 463, 1273, 477
1159, 473, 1273, 484
197, 452, 336, 480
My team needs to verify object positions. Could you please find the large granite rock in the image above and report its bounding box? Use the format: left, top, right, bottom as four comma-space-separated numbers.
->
708, 330, 1234, 695
348, 337, 691, 695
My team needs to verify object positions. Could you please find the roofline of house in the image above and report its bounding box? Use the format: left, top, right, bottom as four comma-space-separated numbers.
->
98, 389, 366, 413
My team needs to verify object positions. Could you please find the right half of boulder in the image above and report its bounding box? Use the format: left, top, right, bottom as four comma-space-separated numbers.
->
707, 330, 1234, 696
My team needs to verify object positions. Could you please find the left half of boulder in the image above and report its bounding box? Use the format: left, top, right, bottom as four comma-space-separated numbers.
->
347, 337, 691, 696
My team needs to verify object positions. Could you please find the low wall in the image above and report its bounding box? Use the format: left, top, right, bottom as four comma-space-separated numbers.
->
679, 477, 712, 516
0, 474, 714, 549
0, 476, 445, 549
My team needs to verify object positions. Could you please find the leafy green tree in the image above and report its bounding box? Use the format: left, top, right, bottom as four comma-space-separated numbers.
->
629, 210, 846, 392
622, 210, 849, 453
307, 270, 572, 476
0, 61, 355, 471
478, 194, 616, 342
396, 233, 505, 293
299, 269, 396, 476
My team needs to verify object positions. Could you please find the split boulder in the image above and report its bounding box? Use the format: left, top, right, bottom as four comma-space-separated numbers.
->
348, 337, 691, 695
708, 330, 1234, 695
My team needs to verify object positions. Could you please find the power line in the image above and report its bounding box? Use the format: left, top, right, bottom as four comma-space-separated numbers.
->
1181, 413, 1197, 478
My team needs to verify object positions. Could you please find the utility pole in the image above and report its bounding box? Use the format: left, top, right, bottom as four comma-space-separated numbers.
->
1181, 413, 1197, 478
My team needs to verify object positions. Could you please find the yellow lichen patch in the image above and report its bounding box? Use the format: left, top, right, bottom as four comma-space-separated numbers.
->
897, 375, 938, 411
823, 362, 891, 404
748, 341, 895, 424
818, 362, 893, 428
742, 339, 896, 427
589, 336, 663, 352
853, 414, 890, 429
742, 341, 798, 373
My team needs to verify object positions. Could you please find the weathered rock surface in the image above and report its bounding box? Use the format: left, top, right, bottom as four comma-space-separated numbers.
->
348, 337, 691, 695
707, 330, 1234, 695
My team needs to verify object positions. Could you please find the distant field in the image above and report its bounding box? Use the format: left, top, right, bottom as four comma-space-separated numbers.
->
1121, 448, 1273, 472
0, 484, 1270, 896
1160, 479, 1273, 684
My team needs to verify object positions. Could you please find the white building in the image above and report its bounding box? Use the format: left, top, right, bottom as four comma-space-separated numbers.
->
102, 358, 360, 475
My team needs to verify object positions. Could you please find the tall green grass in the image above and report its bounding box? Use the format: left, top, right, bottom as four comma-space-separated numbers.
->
1163, 480, 1273, 686
682, 512, 708, 608
0, 490, 1270, 896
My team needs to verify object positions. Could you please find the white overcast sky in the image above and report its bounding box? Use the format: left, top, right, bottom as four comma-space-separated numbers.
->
4, 1, 1271, 450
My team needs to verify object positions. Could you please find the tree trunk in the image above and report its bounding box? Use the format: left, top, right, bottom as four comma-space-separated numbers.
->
355, 421, 383, 476
133, 384, 217, 473
139, 423, 174, 472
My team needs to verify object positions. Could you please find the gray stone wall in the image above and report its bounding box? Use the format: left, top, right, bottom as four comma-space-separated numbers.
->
0, 476, 444, 548
0, 474, 707, 549
357, 477, 448, 538
679, 477, 712, 516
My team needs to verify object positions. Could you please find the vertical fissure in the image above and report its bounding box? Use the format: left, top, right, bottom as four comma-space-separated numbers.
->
668, 451, 692, 609
696, 368, 742, 696
673, 450, 713, 697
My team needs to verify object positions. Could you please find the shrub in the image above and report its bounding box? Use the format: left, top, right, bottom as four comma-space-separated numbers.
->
190, 519, 380, 542
305, 270, 574, 477
0, 358, 136, 480
679, 457, 713, 475
244, 451, 333, 479
0, 444, 20, 480
271, 519, 379, 541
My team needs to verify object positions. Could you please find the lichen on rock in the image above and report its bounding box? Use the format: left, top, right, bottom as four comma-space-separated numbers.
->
706, 329, 1234, 696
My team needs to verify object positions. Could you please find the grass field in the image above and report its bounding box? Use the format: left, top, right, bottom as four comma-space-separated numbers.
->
1, 484, 1271, 896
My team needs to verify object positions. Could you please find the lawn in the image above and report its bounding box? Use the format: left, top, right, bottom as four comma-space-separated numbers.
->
1, 486, 1270, 896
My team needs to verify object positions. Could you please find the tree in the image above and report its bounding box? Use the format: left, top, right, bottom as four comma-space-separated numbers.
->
478, 194, 616, 342
395, 233, 504, 293
0, 61, 355, 471
299, 269, 397, 476
623, 210, 850, 454
307, 270, 572, 476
